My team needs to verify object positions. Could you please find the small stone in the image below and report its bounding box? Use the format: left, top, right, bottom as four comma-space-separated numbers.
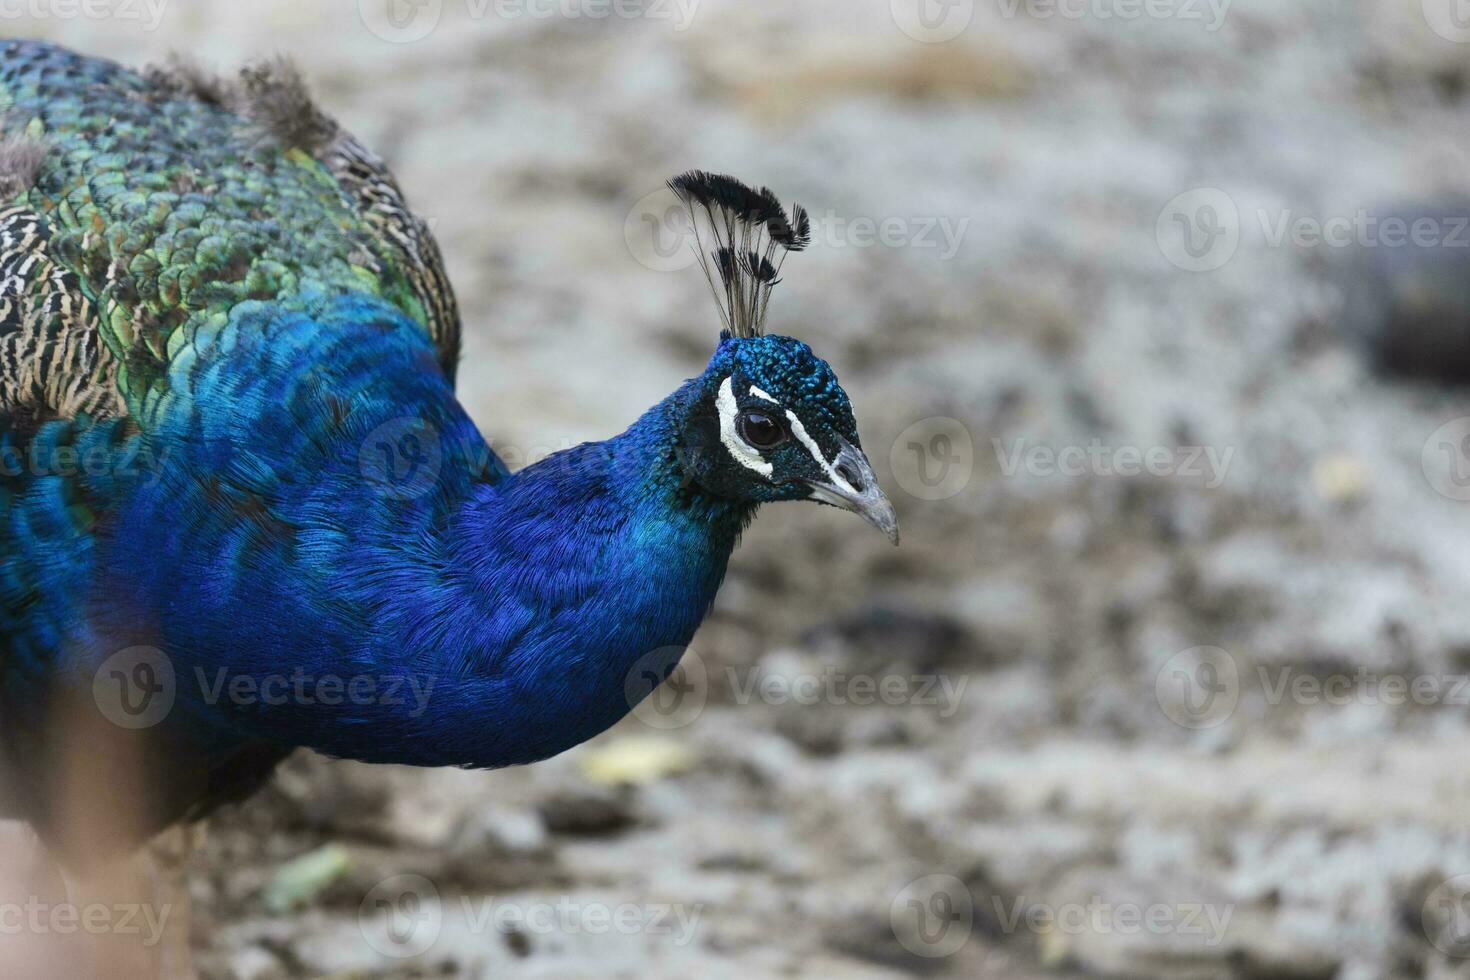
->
774, 705, 846, 756
262, 844, 353, 914
577, 735, 696, 786
226, 945, 285, 980
1333, 202, 1470, 384
802, 604, 974, 675
1312, 453, 1370, 505
449, 805, 550, 858
537, 784, 638, 837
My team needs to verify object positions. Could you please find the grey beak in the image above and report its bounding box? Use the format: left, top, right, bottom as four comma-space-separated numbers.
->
805, 439, 900, 545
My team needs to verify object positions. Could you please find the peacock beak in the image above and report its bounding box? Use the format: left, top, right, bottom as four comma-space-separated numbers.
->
804, 439, 900, 546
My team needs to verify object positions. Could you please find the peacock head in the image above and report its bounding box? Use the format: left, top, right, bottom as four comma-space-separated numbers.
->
668, 172, 898, 544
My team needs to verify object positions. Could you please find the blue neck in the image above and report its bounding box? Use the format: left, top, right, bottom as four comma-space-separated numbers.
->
87, 297, 754, 768
398, 391, 755, 765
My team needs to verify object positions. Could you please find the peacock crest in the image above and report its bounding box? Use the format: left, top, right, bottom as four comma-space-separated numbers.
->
667, 170, 811, 339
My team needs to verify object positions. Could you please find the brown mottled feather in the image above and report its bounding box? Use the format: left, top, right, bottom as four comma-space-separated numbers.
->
0, 45, 462, 427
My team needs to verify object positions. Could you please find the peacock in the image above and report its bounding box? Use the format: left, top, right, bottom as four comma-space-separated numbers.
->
0, 40, 897, 860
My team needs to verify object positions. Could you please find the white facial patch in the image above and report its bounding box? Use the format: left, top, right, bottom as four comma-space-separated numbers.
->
749, 385, 778, 403
716, 376, 773, 477
785, 409, 856, 495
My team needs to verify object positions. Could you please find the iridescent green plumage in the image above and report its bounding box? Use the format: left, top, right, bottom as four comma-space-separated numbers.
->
0, 39, 458, 428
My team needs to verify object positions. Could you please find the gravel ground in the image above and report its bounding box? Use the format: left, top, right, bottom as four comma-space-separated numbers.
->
13, 1, 1470, 977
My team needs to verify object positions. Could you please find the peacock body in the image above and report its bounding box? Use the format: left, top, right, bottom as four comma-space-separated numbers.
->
0, 40, 895, 855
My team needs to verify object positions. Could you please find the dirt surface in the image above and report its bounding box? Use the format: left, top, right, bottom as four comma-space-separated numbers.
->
13, 1, 1470, 977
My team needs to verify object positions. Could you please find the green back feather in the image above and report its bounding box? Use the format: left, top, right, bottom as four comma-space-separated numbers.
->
0, 40, 459, 427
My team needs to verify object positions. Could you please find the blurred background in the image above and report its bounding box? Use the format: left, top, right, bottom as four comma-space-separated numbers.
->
11, 0, 1470, 977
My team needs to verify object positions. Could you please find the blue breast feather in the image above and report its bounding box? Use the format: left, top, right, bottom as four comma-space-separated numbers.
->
1, 291, 746, 771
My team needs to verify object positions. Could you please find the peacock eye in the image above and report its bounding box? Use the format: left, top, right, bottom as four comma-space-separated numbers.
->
739, 410, 787, 449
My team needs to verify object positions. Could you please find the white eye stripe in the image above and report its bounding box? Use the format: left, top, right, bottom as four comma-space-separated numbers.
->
748, 385, 778, 404
716, 376, 773, 477
785, 408, 855, 494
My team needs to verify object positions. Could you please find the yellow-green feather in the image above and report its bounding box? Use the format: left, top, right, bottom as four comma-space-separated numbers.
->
0, 39, 460, 428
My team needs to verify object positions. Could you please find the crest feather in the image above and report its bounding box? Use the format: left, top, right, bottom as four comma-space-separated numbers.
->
668, 171, 808, 338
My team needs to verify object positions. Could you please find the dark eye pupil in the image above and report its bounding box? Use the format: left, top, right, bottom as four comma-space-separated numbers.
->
740, 411, 784, 448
